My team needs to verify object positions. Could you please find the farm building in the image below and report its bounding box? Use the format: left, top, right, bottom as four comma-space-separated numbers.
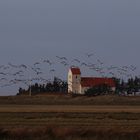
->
68, 67, 116, 94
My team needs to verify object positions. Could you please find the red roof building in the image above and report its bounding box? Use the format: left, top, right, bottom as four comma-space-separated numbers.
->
81, 77, 115, 87
68, 67, 116, 94
70, 67, 81, 75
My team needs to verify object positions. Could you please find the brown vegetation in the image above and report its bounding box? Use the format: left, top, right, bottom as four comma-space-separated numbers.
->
0, 94, 140, 105
0, 111, 140, 139
0, 94, 139, 139
0, 126, 140, 140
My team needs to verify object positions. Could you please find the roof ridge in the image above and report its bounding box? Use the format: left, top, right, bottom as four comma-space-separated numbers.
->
70, 67, 81, 75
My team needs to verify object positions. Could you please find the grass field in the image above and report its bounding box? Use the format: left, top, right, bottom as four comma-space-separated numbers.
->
0, 94, 139, 140
0, 94, 140, 105
0, 105, 140, 113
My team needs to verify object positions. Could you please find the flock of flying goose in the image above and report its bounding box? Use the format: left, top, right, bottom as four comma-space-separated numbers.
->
0, 53, 137, 88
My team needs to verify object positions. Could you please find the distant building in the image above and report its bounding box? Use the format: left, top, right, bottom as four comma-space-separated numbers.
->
68, 67, 116, 94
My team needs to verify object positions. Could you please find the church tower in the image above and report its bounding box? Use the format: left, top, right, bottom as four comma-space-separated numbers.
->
68, 67, 81, 93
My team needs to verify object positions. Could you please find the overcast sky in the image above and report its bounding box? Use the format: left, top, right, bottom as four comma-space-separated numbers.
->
0, 0, 140, 95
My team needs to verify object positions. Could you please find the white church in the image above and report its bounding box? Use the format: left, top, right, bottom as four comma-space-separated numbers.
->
68, 67, 116, 94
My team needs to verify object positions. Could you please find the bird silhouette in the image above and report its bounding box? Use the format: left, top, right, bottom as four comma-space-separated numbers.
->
81, 62, 88, 66
43, 60, 53, 65
60, 61, 69, 67
72, 59, 80, 63
19, 64, 27, 69
0, 78, 7, 81
12, 71, 23, 76
108, 72, 115, 76
8, 63, 18, 68
36, 71, 43, 75
0, 72, 7, 75
86, 53, 94, 57
56, 56, 67, 60
50, 69, 55, 73
3, 66, 10, 70
34, 62, 40, 66
97, 59, 104, 65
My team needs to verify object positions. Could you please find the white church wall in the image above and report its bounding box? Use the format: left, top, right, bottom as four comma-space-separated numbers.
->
72, 74, 81, 93
68, 69, 81, 93
68, 70, 73, 93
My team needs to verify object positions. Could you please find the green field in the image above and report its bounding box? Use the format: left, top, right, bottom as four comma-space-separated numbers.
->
0, 95, 140, 140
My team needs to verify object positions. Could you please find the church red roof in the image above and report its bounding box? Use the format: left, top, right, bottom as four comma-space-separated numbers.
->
70, 67, 81, 75
81, 77, 115, 87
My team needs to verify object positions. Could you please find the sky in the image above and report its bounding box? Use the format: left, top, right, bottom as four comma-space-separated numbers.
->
0, 0, 140, 95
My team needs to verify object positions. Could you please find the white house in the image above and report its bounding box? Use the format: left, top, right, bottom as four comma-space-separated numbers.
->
68, 67, 116, 94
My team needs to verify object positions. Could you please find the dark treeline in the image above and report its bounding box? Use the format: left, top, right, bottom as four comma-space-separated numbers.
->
85, 84, 112, 96
114, 76, 140, 95
17, 77, 68, 95
17, 76, 140, 96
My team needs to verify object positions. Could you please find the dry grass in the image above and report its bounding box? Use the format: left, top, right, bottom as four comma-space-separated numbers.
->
0, 94, 139, 139
0, 105, 140, 113
0, 126, 140, 140
0, 112, 140, 139
0, 94, 139, 105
